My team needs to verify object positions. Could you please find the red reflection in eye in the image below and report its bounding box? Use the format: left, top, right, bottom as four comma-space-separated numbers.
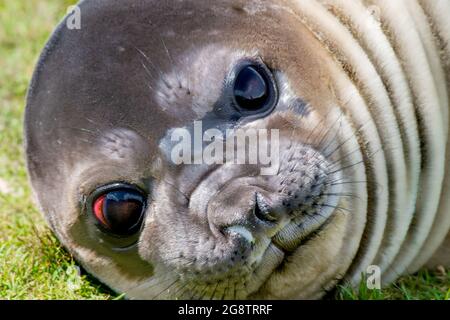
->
93, 194, 109, 227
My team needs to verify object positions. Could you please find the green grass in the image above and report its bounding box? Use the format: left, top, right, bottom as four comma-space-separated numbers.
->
0, 0, 116, 299
0, 0, 448, 300
337, 270, 450, 300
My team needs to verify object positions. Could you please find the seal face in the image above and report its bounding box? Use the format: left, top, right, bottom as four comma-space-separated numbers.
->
25, 0, 450, 299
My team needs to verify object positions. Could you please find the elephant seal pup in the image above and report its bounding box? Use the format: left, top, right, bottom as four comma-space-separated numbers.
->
24, 0, 450, 299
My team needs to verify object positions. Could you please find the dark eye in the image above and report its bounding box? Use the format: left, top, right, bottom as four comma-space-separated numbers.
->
90, 184, 146, 236
232, 62, 277, 116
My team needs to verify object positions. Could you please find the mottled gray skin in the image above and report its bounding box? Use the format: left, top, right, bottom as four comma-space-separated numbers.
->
24, 0, 450, 299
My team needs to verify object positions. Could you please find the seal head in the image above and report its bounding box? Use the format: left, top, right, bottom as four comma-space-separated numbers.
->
25, 0, 371, 299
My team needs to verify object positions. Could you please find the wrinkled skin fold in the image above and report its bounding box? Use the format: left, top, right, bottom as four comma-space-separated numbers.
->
24, 0, 450, 299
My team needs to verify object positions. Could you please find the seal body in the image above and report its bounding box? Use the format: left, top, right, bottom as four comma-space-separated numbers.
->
24, 0, 450, 299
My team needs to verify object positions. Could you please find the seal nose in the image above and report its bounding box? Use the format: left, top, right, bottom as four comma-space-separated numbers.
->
218, 192, 288, 247
253, 192, 278, 223
208, 187, 286, 241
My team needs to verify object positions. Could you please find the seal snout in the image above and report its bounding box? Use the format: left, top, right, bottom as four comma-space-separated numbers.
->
219, 192, 284, 243
207, 186, 289, 243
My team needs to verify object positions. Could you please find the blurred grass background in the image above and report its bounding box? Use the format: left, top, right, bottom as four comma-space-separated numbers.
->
0, 0, 448, 299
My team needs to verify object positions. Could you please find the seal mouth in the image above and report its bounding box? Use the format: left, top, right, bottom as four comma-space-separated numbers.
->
271, 201, 337, 256
243, 198, 339, 298
225, 225, 256, 245
212, 185, 341, 298
272, 197, 339, 251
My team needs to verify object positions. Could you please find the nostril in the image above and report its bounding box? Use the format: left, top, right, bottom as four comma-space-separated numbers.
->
253, 193, 277, 223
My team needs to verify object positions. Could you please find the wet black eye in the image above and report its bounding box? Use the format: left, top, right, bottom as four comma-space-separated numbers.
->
90, 184, 146, 236
234, 66, 268, 109
231, 62, 277, 116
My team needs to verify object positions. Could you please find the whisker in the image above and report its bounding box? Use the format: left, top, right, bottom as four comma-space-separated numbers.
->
161, 258, 197, 271
328, 180, 368, 186
172, 281, 191, 300
324, 120, 371, 159
328, 159, 365, 175
188, 283, 206, 300
305, 113, 328, 146
328, 148, 381, 174
153, 176, 190, 203
196, 283, 212, 300
60, 126, 100, 137
209, 281, 220, 300
328, 146, 364, 167
159, 35, 183, 89
151, 278, 180, 300
124, 272, 179, 298
134, 46, 166, 80
139, 60, 158, 83
320, 114, 344, 154
178, 283, 198, 300
321, 192, 360, 200
320, 203, 351, 213
82, 117, 106, 133
181, 283, 201, 300
314, 111, 345, 153
221, 277, 231, 300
